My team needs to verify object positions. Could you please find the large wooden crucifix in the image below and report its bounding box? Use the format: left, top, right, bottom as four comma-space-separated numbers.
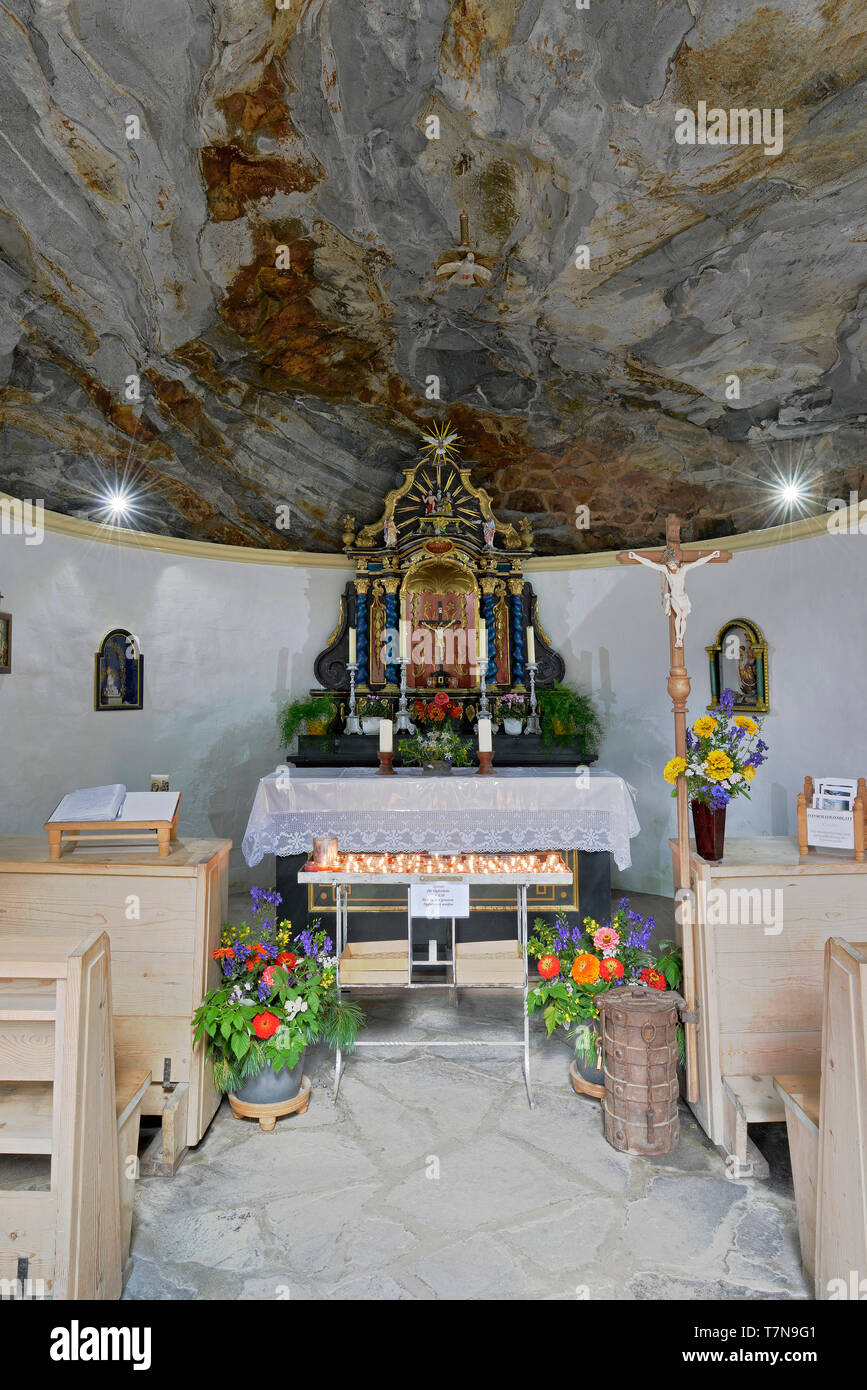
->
617, 515, 732, 1103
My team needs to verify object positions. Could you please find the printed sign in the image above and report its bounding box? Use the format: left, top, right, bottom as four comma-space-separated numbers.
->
410, 881, 470, 919
806, 808, 855, 850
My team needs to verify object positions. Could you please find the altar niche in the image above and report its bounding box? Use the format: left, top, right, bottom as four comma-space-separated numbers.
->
313, 426, 564, 712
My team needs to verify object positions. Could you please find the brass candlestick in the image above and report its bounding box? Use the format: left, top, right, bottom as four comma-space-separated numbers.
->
476, 750, 495, 776
377, 751, 396, 775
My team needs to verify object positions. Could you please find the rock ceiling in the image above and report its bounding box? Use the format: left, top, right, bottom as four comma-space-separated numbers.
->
1, 0, 866, 554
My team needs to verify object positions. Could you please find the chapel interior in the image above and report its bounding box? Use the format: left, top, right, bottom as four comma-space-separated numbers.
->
0, 0, 866, 1320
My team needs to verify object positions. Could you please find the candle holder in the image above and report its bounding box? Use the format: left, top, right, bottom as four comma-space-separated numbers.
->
345, 663, 362, 734
377, 751, 396, 775
476, 749, 495, 776
525, 663, 541, 735
394, 658, 415, 734
478, 663, 491, 719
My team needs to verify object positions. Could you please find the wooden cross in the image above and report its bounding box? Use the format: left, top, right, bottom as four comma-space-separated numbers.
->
617, 516, 732, 1103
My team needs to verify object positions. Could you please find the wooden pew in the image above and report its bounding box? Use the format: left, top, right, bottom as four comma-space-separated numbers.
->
0, 931, 150, 1298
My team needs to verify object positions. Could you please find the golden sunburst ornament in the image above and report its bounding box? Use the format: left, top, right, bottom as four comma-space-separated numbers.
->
419, 423, 461, 466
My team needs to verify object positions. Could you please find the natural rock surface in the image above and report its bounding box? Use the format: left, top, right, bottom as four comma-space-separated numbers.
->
1, 0, 865, 553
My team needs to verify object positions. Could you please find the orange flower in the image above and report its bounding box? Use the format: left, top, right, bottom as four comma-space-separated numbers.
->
571, 953, 601, 985
428, 706, 445, 722
213, 947, 235, 960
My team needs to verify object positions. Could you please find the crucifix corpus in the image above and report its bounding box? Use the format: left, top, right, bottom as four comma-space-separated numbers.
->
617, 515, 732, 1103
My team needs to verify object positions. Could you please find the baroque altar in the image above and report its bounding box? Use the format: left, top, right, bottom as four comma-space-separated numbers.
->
312, 425, 564, 714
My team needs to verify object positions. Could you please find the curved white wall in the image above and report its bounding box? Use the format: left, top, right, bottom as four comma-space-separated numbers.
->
1, 520, 863, 893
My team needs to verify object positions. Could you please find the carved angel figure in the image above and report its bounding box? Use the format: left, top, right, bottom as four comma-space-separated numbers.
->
435, 251, 492, 288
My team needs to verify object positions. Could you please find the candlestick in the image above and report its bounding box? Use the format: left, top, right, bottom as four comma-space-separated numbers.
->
394, 658, 415, 733
524, 663, 541, 735
477, 749, 495, 776
348, 626, 357, 665
345, 662, 361, 735
379, 718, 393, 753
526, 625, 535, 666
376, 750, 395, 775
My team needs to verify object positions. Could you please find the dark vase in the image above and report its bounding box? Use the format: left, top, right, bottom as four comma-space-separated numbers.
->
691, 799, 726, 860
233, 1055, 305, 1104
575, 1020, 604, 1087
421, 761, 453, 776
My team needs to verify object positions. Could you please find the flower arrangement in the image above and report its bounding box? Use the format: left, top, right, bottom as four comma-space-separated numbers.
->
526, 900, 682, 1068
398, 725, 471, 767
192, 886, 363, 1094
358, 694, 392, 719
412, 690, 462, 724
663, 687, 768, 810
495, 693, 526, 722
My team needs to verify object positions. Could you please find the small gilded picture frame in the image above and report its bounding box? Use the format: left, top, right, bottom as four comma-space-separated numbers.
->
94, 628, 143, 711
706, 617, 768, 714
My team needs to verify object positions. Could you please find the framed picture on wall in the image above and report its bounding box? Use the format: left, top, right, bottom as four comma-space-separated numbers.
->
706, 617, 769, 714
94, 628, 143, 711
0, 611, 10, 673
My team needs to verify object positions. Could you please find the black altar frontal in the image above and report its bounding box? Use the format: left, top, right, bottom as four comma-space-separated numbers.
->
275, 426, 611, 935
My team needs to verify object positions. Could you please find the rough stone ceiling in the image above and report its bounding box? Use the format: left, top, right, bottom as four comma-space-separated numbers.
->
1, 0, 866, 554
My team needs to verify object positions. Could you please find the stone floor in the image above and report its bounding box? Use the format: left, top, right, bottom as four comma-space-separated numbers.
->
1, 890, 812, 1301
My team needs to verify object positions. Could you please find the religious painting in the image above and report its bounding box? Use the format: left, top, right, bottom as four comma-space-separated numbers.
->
0, 611, 10, 673
706, 618, 768, 714
94, 628, 144, 711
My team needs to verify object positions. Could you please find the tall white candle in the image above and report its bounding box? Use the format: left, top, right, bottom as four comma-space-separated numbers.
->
478, 717, 492, 752
478, 621, 488, 664
379, 718, 393, 752
348, 627, 357, 664
399, 619, 409, 662
526, 625, 535, 666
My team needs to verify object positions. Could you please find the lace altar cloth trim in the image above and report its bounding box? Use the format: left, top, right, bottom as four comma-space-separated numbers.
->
242, 768, 640, 871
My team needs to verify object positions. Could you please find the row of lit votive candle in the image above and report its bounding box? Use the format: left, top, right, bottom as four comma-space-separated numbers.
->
378, 718, 492, 753
317, 852, 569, 875
348, 624, 537, 667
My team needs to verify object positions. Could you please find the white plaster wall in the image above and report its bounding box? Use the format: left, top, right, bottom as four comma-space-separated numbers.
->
531, 529, 867, 893
1, 523, 863, 892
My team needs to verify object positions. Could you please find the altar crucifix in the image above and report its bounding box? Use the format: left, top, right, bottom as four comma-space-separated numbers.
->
617, 515, 732, 1103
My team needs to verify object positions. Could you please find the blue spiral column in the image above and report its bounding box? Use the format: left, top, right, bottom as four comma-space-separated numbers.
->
355, 581, 369, 689
509, 581, 525, 686
482, 587, 498, 683
383, 581, 399, 687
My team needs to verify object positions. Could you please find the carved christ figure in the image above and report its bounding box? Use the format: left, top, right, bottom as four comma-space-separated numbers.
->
626, 549, 720, 648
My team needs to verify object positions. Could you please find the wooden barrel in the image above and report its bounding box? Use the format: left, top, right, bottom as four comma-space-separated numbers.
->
599, 988, 680, 1155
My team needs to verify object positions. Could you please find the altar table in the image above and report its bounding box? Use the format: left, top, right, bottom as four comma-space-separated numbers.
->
243, 766, 640, 871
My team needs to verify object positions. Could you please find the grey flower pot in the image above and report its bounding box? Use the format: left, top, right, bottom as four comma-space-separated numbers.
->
234, 1055, 306, 1104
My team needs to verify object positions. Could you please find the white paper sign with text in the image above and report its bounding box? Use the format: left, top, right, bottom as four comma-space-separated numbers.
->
410, 881, 470, 919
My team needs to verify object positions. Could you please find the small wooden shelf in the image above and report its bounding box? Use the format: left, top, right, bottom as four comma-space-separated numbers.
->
339, 940, 409, 985
455, 940, 524, 986
0, 1081, 53, 1153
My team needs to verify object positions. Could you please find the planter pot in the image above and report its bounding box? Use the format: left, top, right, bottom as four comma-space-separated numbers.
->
692, 799, 727, 861
361, 717, 382, 736
503, 718, 523, 736
573, 1021, 604, 1089
421, 761, 453, 776
305, 720, 330, 736
233, 1056, 306, 1105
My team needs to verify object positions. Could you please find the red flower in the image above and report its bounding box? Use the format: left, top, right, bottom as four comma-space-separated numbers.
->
252, 1011, 280, 1040
600, 958, 624, 981
448, 703, 462, 718
275, 952, 298, 970
432, 691, 450, 707
213, 947, 235, 960
537, 955, 561, 979
640, 967, 666, 991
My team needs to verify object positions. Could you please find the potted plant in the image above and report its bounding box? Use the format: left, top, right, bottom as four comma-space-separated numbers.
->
495, 692, 526, 734
663, 687, 767, 861
411, 692, 463, 728
358, 694, 391, 736
398, 725, 471, 774
537, 683, 602, 757
526, 901, 682, 1092
278, 692, 339, 747
192, 887, 363, 1106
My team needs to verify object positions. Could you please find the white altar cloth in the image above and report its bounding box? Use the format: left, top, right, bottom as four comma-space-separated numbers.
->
242, 767, 640, 871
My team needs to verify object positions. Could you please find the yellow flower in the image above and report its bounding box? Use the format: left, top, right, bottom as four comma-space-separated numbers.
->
743, 764, 756, 781
704, 750, 733, 782
733, 715, 758, 735
664, 756, 687, 784
693, 716, 718, 738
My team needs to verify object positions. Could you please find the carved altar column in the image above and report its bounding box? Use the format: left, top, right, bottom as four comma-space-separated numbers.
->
355, 577, 370, 691
480, 577, 499, 684
381, 577, 400, 690
508, 577, 526, 688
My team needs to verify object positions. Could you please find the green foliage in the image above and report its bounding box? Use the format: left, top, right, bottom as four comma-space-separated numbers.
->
278, 692, 339, 748
537, 683, 602, 756
358, 695, 392, 718
398, 727, 471, 767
